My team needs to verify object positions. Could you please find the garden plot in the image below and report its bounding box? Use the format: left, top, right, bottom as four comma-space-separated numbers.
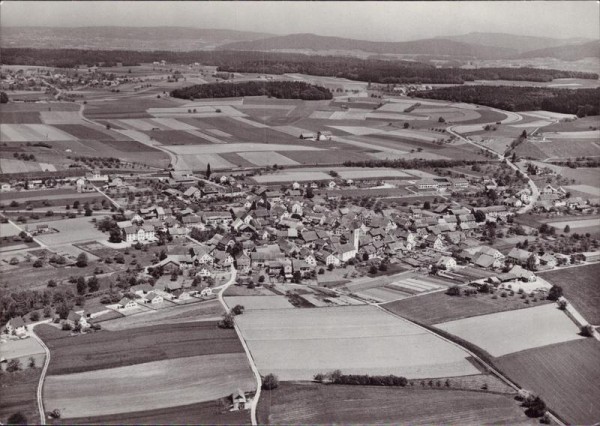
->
236, 305, 480, 381
35, 217, 108, 247
44, 353, 255, 419
238, 151, 300, 167
435, 304, 584, 357
167, 143, 322, 155
0, 124, 77, 142
40, 111, 85, 125
224, 295, 294, 310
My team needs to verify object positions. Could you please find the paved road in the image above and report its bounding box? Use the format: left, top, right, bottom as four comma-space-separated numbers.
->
31, 326, 51, 425
446, 123, 540, 214
216, 267, 262, 426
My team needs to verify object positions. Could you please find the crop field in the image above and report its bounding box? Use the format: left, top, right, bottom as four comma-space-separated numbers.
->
0, 158, 49, 173
51, 399, 250, 425
0, 110, 43, 124
44, 353, 255, 419
548, 217, 600, 230
252, 171, 332, 184
280, 149, 367, 164
542, 115, 600, 132
51, 124, 116, 140
257, 382, 533, 425
83, 98, 178, 119
539, 263, 600, 324
36, 320, 242, 374
224, 295, 294, 310
0, 367, 43, 425
173, 152, 235, 171
35, 216, 108, 246
238, 151, 300, 166
383, 289, 551, 325
236, 305, 480, 381
563, 184, 600, 197
143, 129, 213, 145
495, 338, 600, 425
0, 336, 45, 360
435, 304, 584, 357
0, 124, 78, 142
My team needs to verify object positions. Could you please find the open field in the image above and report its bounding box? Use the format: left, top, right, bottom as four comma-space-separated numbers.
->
36, 321, 243, 375
252, 171, 333, 184
495, 338, 600, 425
516, 138, 600, 160
44, 353, 255, 419
0, 110, 43, 124
166, 142, 322, 155
0, 124, 77, 142
35, 216, 108, 246
236, 305, 480, 380
52, 124, 115, 140
435, 304, 584, 357
539, 263, 600, 324
383, 290, 551, 325
548, 217, 600, 229
100, 299, 223, 330
0, 367, 43, 425
238, 151, 300, 167
224, 295, 294, 310
50, 399, 250, 425
0, 336, 45, 360
257, 382, 534, 425
542, 115, 600, 132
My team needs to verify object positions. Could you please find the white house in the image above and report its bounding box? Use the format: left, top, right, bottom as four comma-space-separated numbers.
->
144, 292, 163, 304
117, 297, 137, 310
5, 317, 27, 335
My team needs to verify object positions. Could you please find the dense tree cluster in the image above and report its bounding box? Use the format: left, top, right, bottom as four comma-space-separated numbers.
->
0, 91, 8, 104
413, 86, 600, 116
2, 48, 596, 84
171, 81, 332, 101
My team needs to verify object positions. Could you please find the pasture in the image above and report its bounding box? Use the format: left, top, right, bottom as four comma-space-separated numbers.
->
495, 338, 600, 425
235, 305, 480, 381
224, 295, 294, 310
257, 382, 533, 425
539, 263, 600, 324
51, 399, 250, 425
35, 216, 108, 247
383, 290, 551, 325
36, 321, 242, 375
434, 304, 584, 357
44, 353, 255, 419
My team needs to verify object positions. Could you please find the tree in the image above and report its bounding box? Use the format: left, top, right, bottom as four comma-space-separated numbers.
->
262, 373, 279, 390
580, 324, 594, 337
438, 116, 445, 123
28, 356, 36, 369
32, 259, 43, 268
305, 187, 314, 199
206, 163, 211, 179
218, 313, 235, 329
403, 122, 410, 129
330, 369, 343, 383
76, 276, 87, 295
232, 305, 245, 315
87, 276, 99, 292
563, 224, 571, 233
525, 254, 537, 271
473, 210, 486, 223
314, 373, 324, 383
0, 91, 9, 104
30, 311, 40, 321
523, 395, 546, 418
76, 252, 88, 267
7, 412, 27, 425
423, 201, 431, 210
547, 284, 563, 301
446, 285, 461, 296
6, 359, 22, 372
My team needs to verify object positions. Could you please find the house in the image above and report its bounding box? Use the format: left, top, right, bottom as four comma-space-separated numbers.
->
66, 311, 89, 329
231, 389, 247, 411
6, 317, 27, 335
507, 248, 539, 266
144, 292, 163, 304
473, 253, 502, 269
122, 225, 155, 243
436, 256, 457, 270
540, 253, 557, 268
417, 179, 439, 190
0, 182, 11, 192
582, 251, 600, 262
117, 297, 137, 310
509, 265, 537, 282
200, 287, 213, 297
292, 259, 313, 277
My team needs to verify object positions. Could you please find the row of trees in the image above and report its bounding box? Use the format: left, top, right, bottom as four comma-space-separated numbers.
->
413, 86, 600, 117
171, 81, 333, 101
342, 158, 486, 169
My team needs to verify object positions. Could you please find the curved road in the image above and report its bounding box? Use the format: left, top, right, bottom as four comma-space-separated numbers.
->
216, 267, 263, 426
31, 326, 51, 425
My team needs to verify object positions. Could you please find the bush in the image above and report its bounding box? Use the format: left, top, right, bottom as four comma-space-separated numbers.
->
218, 313, 235, 329
7, 412, 28, 425
580, 324, 594, 337
7, 359, 22, 372
32, 259, 43, 268
446, 285, 461, 296
547, 285, 563, 301
30, 311, 40, 322
262, 373, 279, 390
62, 322, 72, 331
314, 373, 324, 383
231, 305, 245, 315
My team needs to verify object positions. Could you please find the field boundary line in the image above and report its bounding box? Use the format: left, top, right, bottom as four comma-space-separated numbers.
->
31, 325, 51, 425
217, 267, 262, 426
377, 305, 566, 426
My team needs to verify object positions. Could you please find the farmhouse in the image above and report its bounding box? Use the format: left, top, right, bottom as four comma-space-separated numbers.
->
66, 311, 89, 329
144, 292, 164, 304
117, 297, 137, 310
122, 225, 155, 243
231, 389, 248, 411
5, 317, 27, 335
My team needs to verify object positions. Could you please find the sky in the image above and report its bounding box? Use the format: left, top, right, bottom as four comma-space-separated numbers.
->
1, 1, 598, 41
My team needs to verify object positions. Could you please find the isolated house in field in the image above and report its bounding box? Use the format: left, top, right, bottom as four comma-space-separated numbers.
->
6, 317, 26, 335
299, 132, 316, 140
231, 389, 247, 411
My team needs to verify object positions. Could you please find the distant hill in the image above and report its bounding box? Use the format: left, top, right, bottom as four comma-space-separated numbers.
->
220, 33, 516, 59
441, 32, 592, 54
0, 26, 273, 51
517, 41, 600, 61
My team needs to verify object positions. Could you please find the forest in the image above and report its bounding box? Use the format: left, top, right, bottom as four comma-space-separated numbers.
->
2, 48, 597, 84
171, 81, 333, 100
412, 86, 600, 116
